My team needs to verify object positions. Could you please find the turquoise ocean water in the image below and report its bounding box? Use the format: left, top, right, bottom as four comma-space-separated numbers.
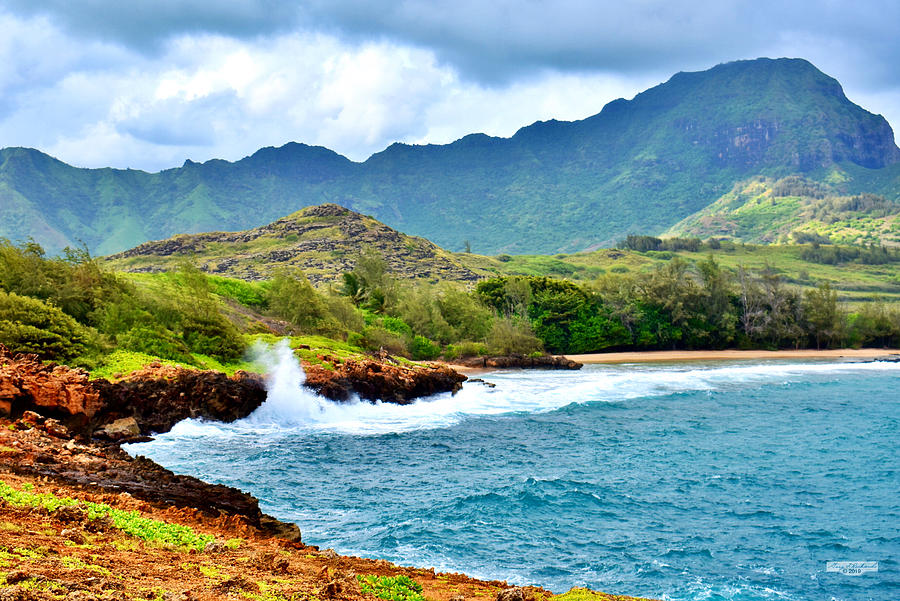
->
127, 345, 899, 601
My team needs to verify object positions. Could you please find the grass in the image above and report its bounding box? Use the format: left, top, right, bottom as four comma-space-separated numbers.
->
247, 333, 372, 367
459, 244, 900, 303
357, 574, 425, 601
552, 588, 618, 601
0, 480, 214, 551
88, 348, 262, 380
59, 554, 112, 576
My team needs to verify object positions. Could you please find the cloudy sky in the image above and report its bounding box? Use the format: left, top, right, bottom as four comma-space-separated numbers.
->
1, 0, 898, 171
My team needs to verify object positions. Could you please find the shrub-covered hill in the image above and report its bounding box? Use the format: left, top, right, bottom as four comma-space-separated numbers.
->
104, 203, 480, 284
665, 175, 900, 245
2, 57, 899, 256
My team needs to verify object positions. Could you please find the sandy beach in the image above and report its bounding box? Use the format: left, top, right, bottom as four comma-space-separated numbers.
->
566, 348, 900, 364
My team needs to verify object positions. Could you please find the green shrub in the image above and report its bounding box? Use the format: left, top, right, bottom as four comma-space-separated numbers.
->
91, 297, 154, 335
0, 291, 90, 359
117, 325, 193, 364
0, 480, 213, 551
361, 326, 408, 356
486, 316, 543, 355
409, 335, 441, 360
357, 575, 424, 601
322, 293, 365, 334
379, 315, 413, 337
207, 276, 268, 309
180, 315, 246, 361
444, 341, 488, 359
434, 285, 492, 341
266, 269, 338, 335
394, 286, 454, 344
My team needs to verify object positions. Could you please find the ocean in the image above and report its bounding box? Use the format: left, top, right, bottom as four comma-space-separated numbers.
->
126, 343, 899, 601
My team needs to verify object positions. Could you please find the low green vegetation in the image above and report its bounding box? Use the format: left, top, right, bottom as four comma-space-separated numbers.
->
0, 480, 214, 551
357, 574, 425, 601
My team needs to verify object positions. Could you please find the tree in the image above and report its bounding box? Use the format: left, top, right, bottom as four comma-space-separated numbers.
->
341, 248, 397, 313
486, 315, 543, 356
266, 268, 337, 335
696, 255, 737, 347
804, 282, 843, 349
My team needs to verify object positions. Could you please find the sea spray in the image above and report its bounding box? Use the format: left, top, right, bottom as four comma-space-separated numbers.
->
242, 338, 332, 426
239, 339, 472, 433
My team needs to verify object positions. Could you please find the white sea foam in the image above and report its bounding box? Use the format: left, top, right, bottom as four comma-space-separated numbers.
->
160, 341, 900, 438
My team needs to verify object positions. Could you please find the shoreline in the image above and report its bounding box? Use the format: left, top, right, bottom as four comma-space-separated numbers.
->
566, 348, 900, 364
0, 348, 653, 600
0, 415, 653, 601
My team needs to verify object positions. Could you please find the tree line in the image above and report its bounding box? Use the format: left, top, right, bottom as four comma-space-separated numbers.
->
1, 240, 898, 369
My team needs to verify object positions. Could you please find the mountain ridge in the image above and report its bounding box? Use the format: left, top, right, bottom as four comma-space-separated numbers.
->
2, 57, 898, 255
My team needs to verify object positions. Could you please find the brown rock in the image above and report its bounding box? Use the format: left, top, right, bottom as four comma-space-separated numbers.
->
321, 574, 361, 599
84, 515, 114, 533
20, 410, 44, 427
259, 515, 302, 542
4, 571, 34, 585
215, 576, 258, 593
52, 505, 87, 524
203, 540, 227, 554
458, 354, 582, 370
496, 588, 525, 601
43, 418, 70, 438
95, 365, 267, 435
93, 417, 141, 441
0, 347, 102, 427
60, 527, 86, 544
304, 359, 466, 404
65, 592, 99, 601
0, 586, 40, 601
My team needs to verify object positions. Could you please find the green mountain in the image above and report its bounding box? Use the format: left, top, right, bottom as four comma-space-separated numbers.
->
105, 203, 480, 284
2, 57, 898, 256
666, 175, 900, 245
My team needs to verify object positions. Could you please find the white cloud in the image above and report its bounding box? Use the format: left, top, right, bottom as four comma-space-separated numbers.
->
0, 4, 896, 172
0, 13, 659, 170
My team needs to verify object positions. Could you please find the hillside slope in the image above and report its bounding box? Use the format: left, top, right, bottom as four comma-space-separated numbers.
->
665, 176, 900, 245
105, 203, 480, 284
2, 58, 899, 255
